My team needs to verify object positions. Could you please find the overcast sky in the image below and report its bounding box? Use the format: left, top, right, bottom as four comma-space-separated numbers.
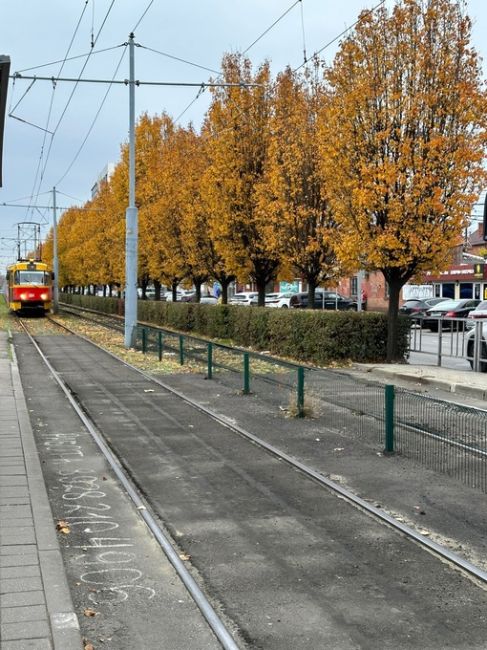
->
0, 0, 486, 268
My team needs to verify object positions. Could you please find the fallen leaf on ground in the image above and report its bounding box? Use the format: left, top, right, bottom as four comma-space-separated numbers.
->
56, 520, 70, 534
84, 608, 97, 617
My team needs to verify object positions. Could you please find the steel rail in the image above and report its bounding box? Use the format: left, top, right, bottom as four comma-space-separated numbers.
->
59, 304, 487, 457
39, 315, 487, 587
58, 303, 304, 389
59, 301, 310, 371
18, 318, 240, 650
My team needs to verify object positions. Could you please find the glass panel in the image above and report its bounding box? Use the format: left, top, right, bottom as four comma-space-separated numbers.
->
442, 283, 455, 298
459, 283, 473, 299
18, 271, 49, 285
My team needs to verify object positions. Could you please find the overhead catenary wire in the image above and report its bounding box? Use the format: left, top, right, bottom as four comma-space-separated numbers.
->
91, 0, 96, 48
54, 46, 128, 188
28, 0, 118, 216
242, 0, 302, 55
132, 0, 155, 33
24, 0, 92, 222
8, 77, 37, 116
56, 190, 87, 203
300, 0, 307, 65
138, 45, 221, 76
12, 74, 259, 88
293, 0, 387, 72
13, 45, 126, 75
175, 0, 303, 125
0, 203, 102, 211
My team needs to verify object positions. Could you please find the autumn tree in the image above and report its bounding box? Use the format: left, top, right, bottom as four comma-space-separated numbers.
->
319, 0, 487, 360
261, 66, 342, 307
204, 54, 278, 307
171, 125, 212, 301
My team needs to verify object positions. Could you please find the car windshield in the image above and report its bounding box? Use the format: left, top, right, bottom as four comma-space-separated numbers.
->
472, 301, 487, 310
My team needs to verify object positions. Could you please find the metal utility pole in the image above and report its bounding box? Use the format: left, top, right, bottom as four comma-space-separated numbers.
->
10, 39, 257, 348
124, 33, 138, 348
52, 187, 59, 313
357, 269, 365, 311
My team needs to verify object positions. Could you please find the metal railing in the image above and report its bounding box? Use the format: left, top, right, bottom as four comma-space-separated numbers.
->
136, 324, 306, 417
407, 316, 487, 371
135, 323, 487, 493
301, 372, 487, 493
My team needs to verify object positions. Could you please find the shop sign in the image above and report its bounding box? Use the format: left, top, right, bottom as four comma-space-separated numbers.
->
473, 263, 485, 279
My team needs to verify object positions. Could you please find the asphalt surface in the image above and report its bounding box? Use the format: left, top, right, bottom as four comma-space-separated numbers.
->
0, 331, 82, 650
13, 329, 487, 650
14, 332, 222, 650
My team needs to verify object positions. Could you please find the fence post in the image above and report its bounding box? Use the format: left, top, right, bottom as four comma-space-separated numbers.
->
384, 384, 395, 454
207, 342, 213, 379
296, 366, 305, 418
158, 331, 163, 362
437, 323, 443, 367
179, 335, 184, 365
473, 321, 482, 372
243, 352, 250, 394
142, 327, 147, 354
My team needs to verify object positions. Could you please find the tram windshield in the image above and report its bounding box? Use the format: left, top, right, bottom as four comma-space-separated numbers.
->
14, 271, 50, 285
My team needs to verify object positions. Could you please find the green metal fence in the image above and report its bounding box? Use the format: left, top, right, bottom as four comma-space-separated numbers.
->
393, 386, 487, 492
136, 324, 306, 417
136, 324, 487, 493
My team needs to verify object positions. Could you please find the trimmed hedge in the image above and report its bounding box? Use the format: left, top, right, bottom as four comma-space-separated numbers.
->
60, 292, 409, 365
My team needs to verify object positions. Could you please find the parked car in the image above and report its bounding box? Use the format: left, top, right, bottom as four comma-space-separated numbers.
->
229, 292, 258, 306
466, 300, 487, 323
165, 289, 195, 302
164, 291, 182, 302
424, 299, 481, 331
249, 292, 295, 308
399, 297, 448, 318
290, 290, 357, 310
186, 294, 218, 304
465, 319, 487, 371
265, 292, 295, 308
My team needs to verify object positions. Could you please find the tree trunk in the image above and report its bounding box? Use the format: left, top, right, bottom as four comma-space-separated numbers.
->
154, 280, 161, 301
194, 281, 202, 303
220, 277, 232, 305
256, 279, 266, 307
308, 281, 317, 310
171, 281, 178, 302
214, 274, 234, 305
386, 275, 403, 362
140, 277, 149, 300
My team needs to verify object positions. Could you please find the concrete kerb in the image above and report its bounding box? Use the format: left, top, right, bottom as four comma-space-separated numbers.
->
9, 339, 83, 650
351, 363, 487, 403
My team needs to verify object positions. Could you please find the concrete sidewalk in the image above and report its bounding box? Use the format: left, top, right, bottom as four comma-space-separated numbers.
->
0, 330, 82, 650
352, 361, 487, 404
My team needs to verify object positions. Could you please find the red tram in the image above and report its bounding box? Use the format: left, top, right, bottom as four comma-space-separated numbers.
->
6, 259, 53, 314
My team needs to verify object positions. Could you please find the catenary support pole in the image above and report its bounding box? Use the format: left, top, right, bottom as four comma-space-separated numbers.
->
52, 186, 59, 314
124, 32, 138, 348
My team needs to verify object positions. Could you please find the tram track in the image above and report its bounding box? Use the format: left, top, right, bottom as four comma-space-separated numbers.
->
17, 315, 239, 650
16, 313, 487, 649
18, 314, 487, 587
56, 303, 487, 471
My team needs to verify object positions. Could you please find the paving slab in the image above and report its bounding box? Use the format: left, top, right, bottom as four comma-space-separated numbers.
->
0, 331, 82, 650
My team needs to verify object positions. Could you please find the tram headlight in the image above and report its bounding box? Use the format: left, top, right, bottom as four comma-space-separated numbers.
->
19, 293, 27, 300
40, 292, 48, 300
